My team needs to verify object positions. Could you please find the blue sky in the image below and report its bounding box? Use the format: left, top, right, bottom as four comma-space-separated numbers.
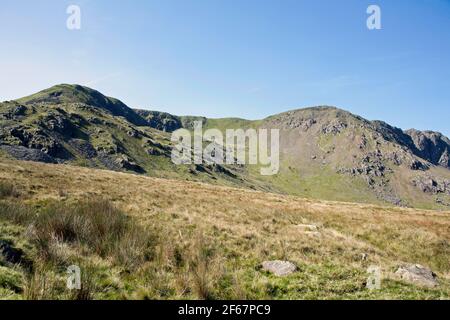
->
1, 0, 449, 136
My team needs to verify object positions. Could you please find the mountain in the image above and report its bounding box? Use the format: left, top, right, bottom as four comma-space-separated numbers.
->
1, 84, 449, 209
0, 84, 259, 188
16, 84, 148, 126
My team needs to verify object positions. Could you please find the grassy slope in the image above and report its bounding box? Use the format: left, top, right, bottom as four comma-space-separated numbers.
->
0, 158, 449, 300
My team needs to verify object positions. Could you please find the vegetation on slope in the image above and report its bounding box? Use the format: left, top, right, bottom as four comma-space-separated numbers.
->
0, 160, 448, 300
2, 85, 450, 209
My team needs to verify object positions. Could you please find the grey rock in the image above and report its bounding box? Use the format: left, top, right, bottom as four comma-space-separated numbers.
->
12, 105, 27, 117
409, 159, 428, 171
321, 120, 347, 135
405, 129, 450, 169
114, 155, 145, 173
438, 149, 450, 168
0, 145, 57, 163
261, 260, 297, 277
135, 110, 182, 132
395, 264, 438, 288
69, 139, 97, 159
412, 176, 450, 195
39, 113, 74, 136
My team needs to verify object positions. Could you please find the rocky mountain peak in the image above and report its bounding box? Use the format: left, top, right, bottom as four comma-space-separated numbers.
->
15, 84, 148, 126
404, 129, 450, 169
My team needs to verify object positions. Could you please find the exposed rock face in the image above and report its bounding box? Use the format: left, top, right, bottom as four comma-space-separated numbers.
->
142, 138, 170, 156
69, 139, 97, 159
38, 112, 74, 136
439, 149, 450, 168
135, 110, 182, 132
321, 119, 347, 135
266, 114, 317, 131
412, 176, 450, 195
370, 122, 450, 170
261, 260, 297, 277
0, 125, 71, 160
408, 159, 429, 171
405, 129, 450, 169
337, 151, 403, 206
395, 264, 438, 288
114, 155, 145, 173
0, 145, 57, 163
11, 105, 27, 116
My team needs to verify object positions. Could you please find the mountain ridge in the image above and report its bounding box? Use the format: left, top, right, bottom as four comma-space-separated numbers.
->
1, 84, 449, 209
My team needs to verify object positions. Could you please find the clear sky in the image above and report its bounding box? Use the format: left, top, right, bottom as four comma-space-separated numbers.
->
1, 0, 449, 136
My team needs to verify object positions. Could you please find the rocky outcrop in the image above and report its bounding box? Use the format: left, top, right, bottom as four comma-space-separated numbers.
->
0, 145, 57, 163
412, 176, 450, 195
268, 116, 317, 131
369, 122, 450, 170
321, 119, 347, 135
405, 129, 450, 169
142, 138, 170, 156
0, 125, 70, 160
69, 139, 97, 159
114, 155, 145, 173
337, 150, 407, 205
135, 109, 182, 132
439, 149, 450, 168
38, 112, 74, 136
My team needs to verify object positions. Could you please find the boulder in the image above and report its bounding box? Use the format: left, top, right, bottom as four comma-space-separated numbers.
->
261, 260, 297, 277
114, 155, 144, 173
395, 264, 438, 288
409, 159, 428, 171
146, 147, 162, 156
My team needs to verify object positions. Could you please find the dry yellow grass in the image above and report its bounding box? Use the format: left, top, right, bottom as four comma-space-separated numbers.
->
1, 158, 449, 299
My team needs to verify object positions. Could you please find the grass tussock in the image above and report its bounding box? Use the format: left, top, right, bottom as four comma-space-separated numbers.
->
22, 199, 156, 268
0, 201, 34, 224
0, 195, 158, 299
0, 181, 20, 199
188, 234, 223, 300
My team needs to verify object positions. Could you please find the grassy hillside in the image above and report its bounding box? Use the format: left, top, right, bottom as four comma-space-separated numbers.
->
2, 84, 450, 210
0, 159, 449, 300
